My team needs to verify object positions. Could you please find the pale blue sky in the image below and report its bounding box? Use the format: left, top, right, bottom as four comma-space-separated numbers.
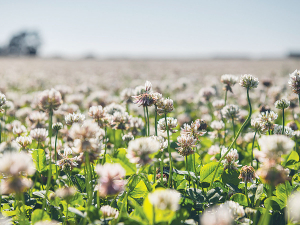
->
1, 0, 300, 58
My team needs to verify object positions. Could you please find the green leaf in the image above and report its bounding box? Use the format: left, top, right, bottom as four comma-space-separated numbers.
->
221, 169, 240, 186
230, 193, 249, 207
255, 184, 264, 203
31, 149, 47, 173
185, 188, 205, 203
275, 181, 291, 205
112, 148, 136, 176
70, 174, 86, 193
200, 162, 223, 183
68, 207, 85, 218
31, 209, 51, 224
129, 180, 148, 199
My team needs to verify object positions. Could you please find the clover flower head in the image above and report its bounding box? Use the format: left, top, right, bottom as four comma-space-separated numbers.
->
176, 134, 197, 156
38, 88, 63, 112
239, 74, 259, 89
65, 112, 85, 125
157, 97, 174, 115
288, 69, 300, 94
148, 189, 181, 211
221, 104, 240, 120
238, 165, 258, 183
212, 99, 225, 110
95, 163, 126, 197
273, 124, 294, 138
127, 137, 160, 165
100, 205, 119, 219
275, 99, 290, 109
221, 147, 239, 170
210, 120, 225, 130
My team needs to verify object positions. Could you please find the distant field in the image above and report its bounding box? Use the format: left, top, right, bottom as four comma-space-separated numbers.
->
0, 58, 299, 92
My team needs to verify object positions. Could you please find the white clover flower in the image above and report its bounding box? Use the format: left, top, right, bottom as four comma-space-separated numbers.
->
145, 80, 152, 92
275, 99, 290, 109
69, 120, 100, 140
222, 200, 245, 220
156, 98, 174, 115
95, 163, 126, 197
286, 191, 300, 223
239, 74, 259, 89
221, 147, 239, 170
150, 135, 167, 151
56, 186, 76, 199
201, 205, 232, 225
104, 103, 126, 115
65, 112, 85, 125
243, 132, 256, 143
100, 205, 119, 219
15, 136, 32, 149
199, 87, 216, 101
122, 133, 134, 142
221, 74, 239, 90
38, 88, 63, 112
212, 99, 225, 110
257, 110, 278, 131
210, 120, 225, 130
273, 124, 294, 138
157, 117, 177, 133
251, 117, 264, 133
0, 151, 35, 176
258, 135, 295, 160
127, 137, 160, 165
12, 124, 27, 136
120, 88, 134, 104
30, 128, 48, 142
176, 134, 197, 156
0, 92, 6, 107
26, 111, 48, 129
52, 122, 63, 131
57, 147, 79, 171
288, 69, 300, 94
208, 144, 221, 156
221, 104, 240, 120
148, 189, 181, 211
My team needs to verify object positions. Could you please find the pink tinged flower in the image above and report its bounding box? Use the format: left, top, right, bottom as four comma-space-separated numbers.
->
95, 163, 126, 197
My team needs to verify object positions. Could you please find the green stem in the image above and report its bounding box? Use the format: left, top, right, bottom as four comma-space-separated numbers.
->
245, 179, 250, 207
144, 107, 147, 136
231, 117, 236, 149
251, 131, 257, 167
113, 129, 116, 155
85, 152, 92, 207
186, 156, 190, 188
282, 109, 285, 135
155, 105, 158, 136
102, 126, 107, 165
20, 193, 26, 223
54, 132, 58, 183
153, 205, 156, 225
160, 155, 164, 184
210, 88, 252, 188
66, 202, 69, 224
224, 89, 228, 105
153, 162, 156, 183
146, 106, 150, 136
165, 113, 172, 188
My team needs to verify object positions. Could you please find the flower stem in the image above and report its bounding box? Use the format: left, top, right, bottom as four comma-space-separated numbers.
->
245, 179, 250, 207
224, 89, 228, 105
152, 205, 156, 225
102, 126, 107, 165
144, 107, 147, 136
146, 105, 150, 136
210, 88, 252, 188
251, 131, 257, 167
155, 105, 158, 136
231, 117, 236, 149
186, 156, 190, 187
282, 108, 285, 135
85, 152, 92, 207
165, 113, 172, 188
54, 132, 58, 183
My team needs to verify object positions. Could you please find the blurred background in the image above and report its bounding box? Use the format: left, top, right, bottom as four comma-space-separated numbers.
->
1, 0, 300, 59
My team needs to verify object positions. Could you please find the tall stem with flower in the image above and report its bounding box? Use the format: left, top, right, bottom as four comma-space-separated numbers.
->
211, 75, 259, 188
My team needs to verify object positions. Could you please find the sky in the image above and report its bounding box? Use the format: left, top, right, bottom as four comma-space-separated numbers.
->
1, 0, 300, 58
